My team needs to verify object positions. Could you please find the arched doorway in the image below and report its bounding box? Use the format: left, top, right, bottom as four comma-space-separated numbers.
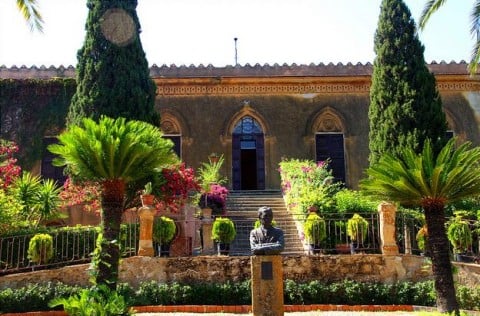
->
232, 116, 265, 190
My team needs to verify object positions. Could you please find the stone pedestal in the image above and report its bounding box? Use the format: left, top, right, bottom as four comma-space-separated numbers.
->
251, 255, 284, 316
378, 202, 399, 255
201, 222, 214, 254
137, 206, 156, 257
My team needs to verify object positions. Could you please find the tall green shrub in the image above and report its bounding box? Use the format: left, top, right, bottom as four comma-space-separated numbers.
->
27, 233, 54, 264
368, 0, 448, 165
67, 0, 159, 126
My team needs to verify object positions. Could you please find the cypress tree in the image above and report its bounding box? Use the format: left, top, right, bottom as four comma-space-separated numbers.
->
368, 0, 448, 165
67, 0, 159, 127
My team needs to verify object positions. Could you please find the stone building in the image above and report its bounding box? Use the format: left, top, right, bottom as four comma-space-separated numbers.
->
1, 61, 479, 190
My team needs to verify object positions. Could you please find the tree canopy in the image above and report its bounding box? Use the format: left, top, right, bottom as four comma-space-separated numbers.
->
368, 0, 448, 165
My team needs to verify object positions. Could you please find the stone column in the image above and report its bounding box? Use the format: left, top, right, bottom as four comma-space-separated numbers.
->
378, 202, 399, 255
201, 210, 214, 254
251, 255, 284, 316
137, 206, 156, 257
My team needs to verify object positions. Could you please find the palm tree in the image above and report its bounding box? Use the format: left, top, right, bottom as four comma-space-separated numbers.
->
419, 0, 480, 74
360, 138, 480, 314
16, 0, 43, 32
48, 116, 178, 288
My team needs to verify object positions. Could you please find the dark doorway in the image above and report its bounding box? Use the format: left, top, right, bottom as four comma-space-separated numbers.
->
241, 149, 257, 190
232, 116, 265, 190
315, 133, 345, 183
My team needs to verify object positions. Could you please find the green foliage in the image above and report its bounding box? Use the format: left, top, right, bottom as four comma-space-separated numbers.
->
368, 0, 447, 165
447, 212, 473, 254
27, 233, 54, 264
456, 284, 480, 311
0, 78, 76, 169
361, 138, 480, 208
335, 189, 378, 213
196, 154, 227, 192
152, 216, 176, 245
142, 182, 152, 195
303, 213, 326, 245
283, 279, 436, 306
346, 213, 369, 242
416, 225, 428, 252
0, 189, 23, 234
0, 282, 81, 314
10, 171, 63, 228
48, 116, 178, 184
67, 1, 158, 127
48, 284, 132, 315
7, 280, 480, 313
278, 158, 341, 216
211, 217, 236, 243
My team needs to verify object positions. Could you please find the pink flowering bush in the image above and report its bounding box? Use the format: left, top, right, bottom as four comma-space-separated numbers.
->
0, 140, 21, 189
198, 183, 229, 215
154, 163, 201, 213
60, 163, 201, 215
278, 158, 340, 215
59, 178, 102, 214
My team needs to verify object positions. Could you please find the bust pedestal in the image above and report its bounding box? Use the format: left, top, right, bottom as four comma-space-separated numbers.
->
251, 255, 284, 316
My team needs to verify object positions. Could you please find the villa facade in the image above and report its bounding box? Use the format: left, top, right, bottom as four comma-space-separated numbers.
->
1, 61, 480, 190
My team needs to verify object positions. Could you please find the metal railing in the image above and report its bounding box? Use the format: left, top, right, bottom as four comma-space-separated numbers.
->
0, 224, 139, 276
2, 211, 478, 276
396, 213, 480, 263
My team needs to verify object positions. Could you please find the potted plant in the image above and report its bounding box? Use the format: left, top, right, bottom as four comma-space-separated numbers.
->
347, 213, 369, 254
153, 216, 177, 257
27, 233, 54, 265
447, 212, 473, 262
303, 212, 326, 255
211, 217, 236, 255
196, 155, 228, 216
197, 154, 227, 188
208, 152, 221, 164
198, 184, 229, 216
141, 182, 155, 207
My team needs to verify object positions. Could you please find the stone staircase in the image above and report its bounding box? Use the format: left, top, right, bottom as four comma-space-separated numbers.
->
224, 190, 305, 255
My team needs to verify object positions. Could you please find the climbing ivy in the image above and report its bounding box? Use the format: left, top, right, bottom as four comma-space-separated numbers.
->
0, 78, 76, 169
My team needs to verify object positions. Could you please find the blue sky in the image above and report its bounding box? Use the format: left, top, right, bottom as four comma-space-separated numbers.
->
0, 0, 475, 67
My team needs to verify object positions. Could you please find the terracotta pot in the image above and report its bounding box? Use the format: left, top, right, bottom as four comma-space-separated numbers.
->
335, 243, 351, 254
141, 194, 155, 206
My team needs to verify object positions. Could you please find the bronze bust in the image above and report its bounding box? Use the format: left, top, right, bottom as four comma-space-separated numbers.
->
249, 206, 285, 255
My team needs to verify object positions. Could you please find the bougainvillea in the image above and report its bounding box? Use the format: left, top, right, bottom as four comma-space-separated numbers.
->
155, 163, 201, 213
198, 183, 229, 215
60, 163, 201, 215
59, 177, 102, 214
0, 140, 22, 189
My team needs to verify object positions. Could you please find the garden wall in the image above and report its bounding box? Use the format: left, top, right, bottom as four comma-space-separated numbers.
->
0, 254, 447, 290
2, 255, 479, 291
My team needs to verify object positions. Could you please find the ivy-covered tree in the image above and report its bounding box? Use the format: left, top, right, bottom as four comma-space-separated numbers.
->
368, 0, 448, 165
67, 0, 159, 127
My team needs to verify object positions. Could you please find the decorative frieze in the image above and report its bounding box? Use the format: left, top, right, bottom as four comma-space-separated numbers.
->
156, 82, 372, 96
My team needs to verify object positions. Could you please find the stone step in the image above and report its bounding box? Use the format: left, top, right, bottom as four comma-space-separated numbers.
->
224, 191, 304, 255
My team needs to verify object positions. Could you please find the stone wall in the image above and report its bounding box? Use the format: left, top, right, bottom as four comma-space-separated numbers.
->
0, 254, 440, 290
